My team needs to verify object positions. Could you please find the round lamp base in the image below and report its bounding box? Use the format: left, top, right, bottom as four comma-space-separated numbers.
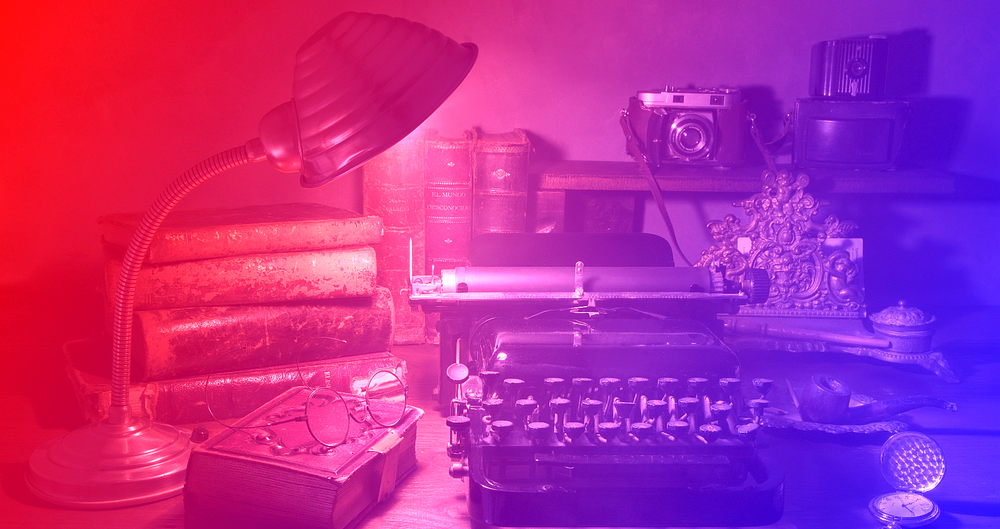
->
26, 417, 192, 509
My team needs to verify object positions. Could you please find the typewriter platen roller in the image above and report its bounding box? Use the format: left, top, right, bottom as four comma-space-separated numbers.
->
410, 234, 783, 527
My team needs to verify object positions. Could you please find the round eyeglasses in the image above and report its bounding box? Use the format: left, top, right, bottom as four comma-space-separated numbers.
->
206, 365, 408, 455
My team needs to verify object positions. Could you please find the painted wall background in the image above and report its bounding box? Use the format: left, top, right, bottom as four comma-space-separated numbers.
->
1, 0, 997, 352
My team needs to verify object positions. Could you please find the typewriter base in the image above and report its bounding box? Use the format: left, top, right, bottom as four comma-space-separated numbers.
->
466, 448, 784, 527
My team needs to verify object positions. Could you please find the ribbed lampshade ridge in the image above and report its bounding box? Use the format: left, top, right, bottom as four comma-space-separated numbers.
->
291, 11, 477, 187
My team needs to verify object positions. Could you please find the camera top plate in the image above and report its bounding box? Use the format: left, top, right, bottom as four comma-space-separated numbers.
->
637, 87, 740, 109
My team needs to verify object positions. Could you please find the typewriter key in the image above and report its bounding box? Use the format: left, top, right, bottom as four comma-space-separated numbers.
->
698, 423, 722, 444
581, 398, 602, 433
563, 421, 585, 442
630, 421, 654, 441
483, 398, 504, 420
666, 420, 689, 440
737, 422, 759, 443
479, 370, 501, 399
645, 399, 668, 423
544, 377, 567, 390
571, 377, 595, 392
752, 378, 774, 397
657, 377, 681, 399
502, 378, 525, 401
527, 421, 553, 444
613, 400, 636, 426
597, 421, 622, 442
719, 377, 742, 395
491, 420, 515, 443
748, 398, 769, 422
514, 398, 538, 424
688, 377, 709, 397
678, 397, 700, 417
628, 377, 651, 398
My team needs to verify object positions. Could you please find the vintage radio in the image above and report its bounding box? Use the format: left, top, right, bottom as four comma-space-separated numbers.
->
410, 233, 782, 527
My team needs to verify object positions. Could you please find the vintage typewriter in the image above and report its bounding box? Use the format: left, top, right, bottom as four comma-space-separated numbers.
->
410, 233, 783, 527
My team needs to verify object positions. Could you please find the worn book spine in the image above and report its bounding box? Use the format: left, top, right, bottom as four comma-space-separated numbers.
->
99, 203, 384, 264
63, 338, 406, 425
363, 136, 425, 345
472, 128, 531, 237
185, 388, 421, 529
132, 286, 394, 381
104, 247, 377, 310
423, 131, 474, 343
424, 131, 474, 271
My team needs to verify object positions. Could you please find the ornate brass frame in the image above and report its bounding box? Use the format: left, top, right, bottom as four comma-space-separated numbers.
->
697, 169, 864, 317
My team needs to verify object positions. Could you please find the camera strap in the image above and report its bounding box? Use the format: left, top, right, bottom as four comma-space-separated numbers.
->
748, 112, 791, 174
619, 110, 694, 267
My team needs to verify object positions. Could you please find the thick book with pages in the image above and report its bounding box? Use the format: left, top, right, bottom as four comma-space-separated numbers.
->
62, 337, 406, 425
103, 247, 377, 310
130, 286, 394, 381
185, 387, 423, 529
98, 203, 384, 264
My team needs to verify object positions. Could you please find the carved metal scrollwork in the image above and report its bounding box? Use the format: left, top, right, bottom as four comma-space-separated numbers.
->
697, 169, 864, 316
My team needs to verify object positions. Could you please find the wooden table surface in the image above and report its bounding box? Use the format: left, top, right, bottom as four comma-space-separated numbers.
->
2, 308, 999, 529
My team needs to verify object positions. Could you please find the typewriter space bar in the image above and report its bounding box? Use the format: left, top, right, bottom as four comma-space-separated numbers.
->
534, 453, 730, 466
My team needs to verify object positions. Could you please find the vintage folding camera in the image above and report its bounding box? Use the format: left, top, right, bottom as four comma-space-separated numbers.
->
810, 36, 889, 100
411, 233, 783, 527
625, 87, 748, 168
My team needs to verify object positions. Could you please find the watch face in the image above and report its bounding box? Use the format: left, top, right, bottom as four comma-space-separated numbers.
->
869, 491, 940, 526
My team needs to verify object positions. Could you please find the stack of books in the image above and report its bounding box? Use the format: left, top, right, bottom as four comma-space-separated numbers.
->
65, 203, 403, 425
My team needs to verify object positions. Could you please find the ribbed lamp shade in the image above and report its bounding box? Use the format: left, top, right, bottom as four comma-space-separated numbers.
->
259, 12, 478, 187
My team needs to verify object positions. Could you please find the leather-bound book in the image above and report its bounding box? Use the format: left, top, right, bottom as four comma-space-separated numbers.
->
131, 287, 394, 381
424, 130, 474, 272
104, 247, 377, 310
472, 128, 531, 236
363, 136, 425, 344
62, 337, 406, 425
99, 203, 383, 264
185, 387, 422, 529
423, 130, 473, 343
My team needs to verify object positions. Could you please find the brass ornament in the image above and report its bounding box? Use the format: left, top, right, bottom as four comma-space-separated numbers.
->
697, 169, 863, 316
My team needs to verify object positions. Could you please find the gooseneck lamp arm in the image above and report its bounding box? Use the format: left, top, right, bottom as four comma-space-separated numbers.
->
107, 140, 267, 425
27, 11, 476, 508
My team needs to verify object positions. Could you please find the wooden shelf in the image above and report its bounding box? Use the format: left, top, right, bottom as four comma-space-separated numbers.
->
531, 160, 957, 195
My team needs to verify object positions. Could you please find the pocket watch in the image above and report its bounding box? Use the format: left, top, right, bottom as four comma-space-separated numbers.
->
869, 432, 945, 527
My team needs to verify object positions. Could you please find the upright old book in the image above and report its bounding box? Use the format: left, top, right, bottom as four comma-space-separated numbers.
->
185, 387, 423, 529
99, 203, 384, 264
424, 130, 474, 272
472, 128, 531, 237
363, 136, 426, 345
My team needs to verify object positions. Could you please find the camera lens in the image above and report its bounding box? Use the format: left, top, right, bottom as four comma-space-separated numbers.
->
678, 128, 703, 151
848, 59, 868, 78
668, 113, 714, 160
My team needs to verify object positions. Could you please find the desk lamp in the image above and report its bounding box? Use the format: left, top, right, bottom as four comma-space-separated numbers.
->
26, 11, 476, 508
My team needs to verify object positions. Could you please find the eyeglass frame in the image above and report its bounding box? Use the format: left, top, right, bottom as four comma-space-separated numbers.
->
207, 369, 409, 456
